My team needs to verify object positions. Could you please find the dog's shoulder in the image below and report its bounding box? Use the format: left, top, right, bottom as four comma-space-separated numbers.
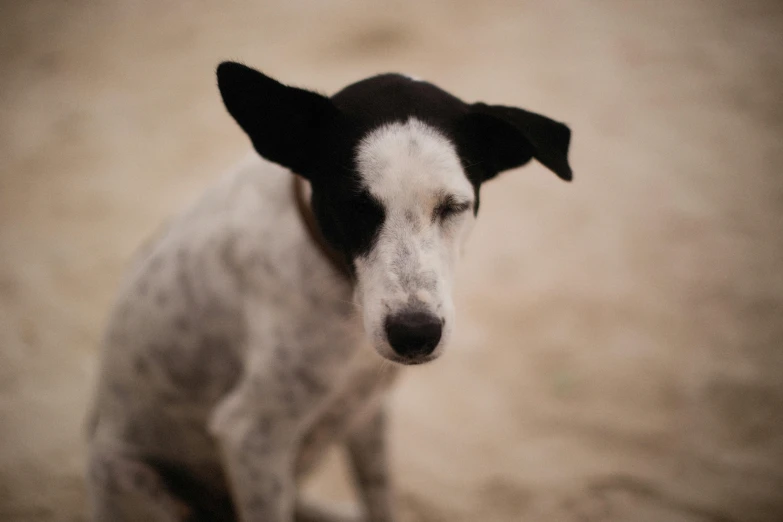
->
93, 157, 293, 416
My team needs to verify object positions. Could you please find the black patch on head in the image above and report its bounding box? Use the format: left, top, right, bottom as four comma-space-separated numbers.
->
310, 74, 471, 263
217, 63, 573, 262
330, 74, 469, 131
309, 173, 385, 261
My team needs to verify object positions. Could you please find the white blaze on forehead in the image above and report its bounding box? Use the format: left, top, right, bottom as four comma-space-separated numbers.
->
355, 118, 473, 207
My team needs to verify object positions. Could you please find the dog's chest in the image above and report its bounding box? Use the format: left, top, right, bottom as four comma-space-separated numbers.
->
295, 355, 398, 478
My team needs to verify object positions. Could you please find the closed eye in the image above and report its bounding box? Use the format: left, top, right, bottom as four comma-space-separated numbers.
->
433, 195, 472, 223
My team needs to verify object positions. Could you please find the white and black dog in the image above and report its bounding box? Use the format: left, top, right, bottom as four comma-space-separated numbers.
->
86, 62, 572, 522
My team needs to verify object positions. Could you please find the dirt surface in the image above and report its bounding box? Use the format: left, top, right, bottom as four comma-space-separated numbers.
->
2, 1, 783, 521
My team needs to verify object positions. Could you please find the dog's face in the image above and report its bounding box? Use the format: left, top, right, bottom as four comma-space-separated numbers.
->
217, 63, 573, 365
350, 118, 476, 364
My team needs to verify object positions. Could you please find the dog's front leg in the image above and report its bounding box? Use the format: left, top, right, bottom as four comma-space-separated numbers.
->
210, 385, 299, 522
347, 406, 397, 522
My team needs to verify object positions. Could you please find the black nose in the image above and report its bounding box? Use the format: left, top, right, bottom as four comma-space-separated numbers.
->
384, 312, 443, 358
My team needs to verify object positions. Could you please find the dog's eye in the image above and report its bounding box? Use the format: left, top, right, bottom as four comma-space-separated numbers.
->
433, 196, 471, 222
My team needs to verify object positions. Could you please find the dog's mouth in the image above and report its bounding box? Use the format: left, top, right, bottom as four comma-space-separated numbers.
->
382, 352, 441, 366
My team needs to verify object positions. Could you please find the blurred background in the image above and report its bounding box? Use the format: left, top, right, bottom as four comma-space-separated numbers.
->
1, 0, 782, 520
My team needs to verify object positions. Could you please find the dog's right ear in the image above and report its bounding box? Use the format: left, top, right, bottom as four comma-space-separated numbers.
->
217, 62, 339, 176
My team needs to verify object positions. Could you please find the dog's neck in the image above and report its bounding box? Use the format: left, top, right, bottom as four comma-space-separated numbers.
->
292, 175, 353, 281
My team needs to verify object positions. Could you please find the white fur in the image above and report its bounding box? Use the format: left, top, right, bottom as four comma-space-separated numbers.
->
354, 118, 475, 362
88, 121, 477, 522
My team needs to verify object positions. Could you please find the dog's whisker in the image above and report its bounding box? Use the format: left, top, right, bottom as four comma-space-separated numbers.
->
375, 359, 391, 380
334, 298, 363, 310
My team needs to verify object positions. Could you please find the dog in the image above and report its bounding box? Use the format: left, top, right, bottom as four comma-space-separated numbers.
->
86, 62, 573, 522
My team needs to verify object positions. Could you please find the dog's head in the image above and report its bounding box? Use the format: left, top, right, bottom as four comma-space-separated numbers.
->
217, 62, 572, 365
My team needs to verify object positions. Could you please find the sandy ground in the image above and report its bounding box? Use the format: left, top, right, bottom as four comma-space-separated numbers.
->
1, 1, 783, 520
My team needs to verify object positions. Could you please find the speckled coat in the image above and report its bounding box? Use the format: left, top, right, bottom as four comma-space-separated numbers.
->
87, 156, 398, 522
86, 63, 572, 522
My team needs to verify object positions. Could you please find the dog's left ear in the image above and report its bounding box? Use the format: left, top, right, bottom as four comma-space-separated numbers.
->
459, 102, 573, 182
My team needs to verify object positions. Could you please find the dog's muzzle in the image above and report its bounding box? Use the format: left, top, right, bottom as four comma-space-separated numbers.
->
384, 311, 443, 363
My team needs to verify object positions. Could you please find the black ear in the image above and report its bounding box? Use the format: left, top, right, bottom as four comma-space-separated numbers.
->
460, 102, 573, 182
216, 62, 339, 175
